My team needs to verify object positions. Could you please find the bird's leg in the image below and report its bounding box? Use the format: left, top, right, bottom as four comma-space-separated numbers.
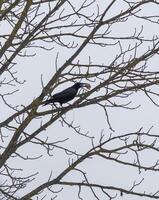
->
51, 103, 55, 109
72, 101, 79, 108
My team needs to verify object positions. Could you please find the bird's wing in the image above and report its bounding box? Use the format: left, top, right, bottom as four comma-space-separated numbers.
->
43, 86, 78, 105
53, 87, 76, 100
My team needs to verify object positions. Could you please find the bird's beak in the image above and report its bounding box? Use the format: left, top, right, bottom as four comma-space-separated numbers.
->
81, 83, 91, 89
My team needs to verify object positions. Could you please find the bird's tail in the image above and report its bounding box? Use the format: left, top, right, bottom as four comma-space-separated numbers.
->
42, 98, 54, 106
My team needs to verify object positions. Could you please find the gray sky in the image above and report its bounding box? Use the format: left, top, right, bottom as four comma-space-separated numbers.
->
1, 1, 159, 200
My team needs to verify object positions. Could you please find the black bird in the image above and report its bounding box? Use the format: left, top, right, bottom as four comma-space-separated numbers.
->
43, 82, 91, 106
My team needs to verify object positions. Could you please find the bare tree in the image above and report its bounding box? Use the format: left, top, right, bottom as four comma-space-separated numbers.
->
1, 0, 159, 199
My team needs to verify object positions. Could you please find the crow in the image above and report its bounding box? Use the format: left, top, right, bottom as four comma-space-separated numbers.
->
43, 82, 91, 106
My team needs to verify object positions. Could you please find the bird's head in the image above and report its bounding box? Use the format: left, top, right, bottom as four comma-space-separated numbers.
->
73, 82, 91, 90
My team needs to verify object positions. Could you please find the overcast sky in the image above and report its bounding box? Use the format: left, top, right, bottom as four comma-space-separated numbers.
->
1, 1, 159, 200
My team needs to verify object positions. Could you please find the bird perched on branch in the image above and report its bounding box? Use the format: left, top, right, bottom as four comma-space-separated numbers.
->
43, 82, 91, 106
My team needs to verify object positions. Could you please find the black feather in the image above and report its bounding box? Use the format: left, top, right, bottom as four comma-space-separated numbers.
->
43, 82, 89, 106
